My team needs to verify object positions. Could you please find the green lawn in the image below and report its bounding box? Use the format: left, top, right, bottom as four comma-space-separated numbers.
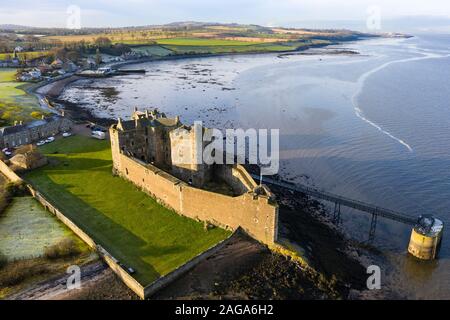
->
131, 45, 174, 56
0, 69, 43, 126
23, 135, 230, 285
155, 37, 262, 46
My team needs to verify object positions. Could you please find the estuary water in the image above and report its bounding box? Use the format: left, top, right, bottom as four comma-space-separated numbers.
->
60, 34, 450, 298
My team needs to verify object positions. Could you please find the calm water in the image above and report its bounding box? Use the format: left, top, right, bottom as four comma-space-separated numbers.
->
60, 35, 450, 298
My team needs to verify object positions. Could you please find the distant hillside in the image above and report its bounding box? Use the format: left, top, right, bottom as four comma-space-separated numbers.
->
0, 24, 34, 31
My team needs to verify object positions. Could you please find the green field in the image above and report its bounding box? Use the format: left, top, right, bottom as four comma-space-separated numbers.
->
0, 69, 43, 126
155, 37, 262, 46
0, 196, 89, 260
155, 38, 327, 54
23, 135, 230, 285
131, 45, 174, 56
0, 51, 49, 61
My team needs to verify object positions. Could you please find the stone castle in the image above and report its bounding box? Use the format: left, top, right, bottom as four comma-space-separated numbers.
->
110, 109, 279, 245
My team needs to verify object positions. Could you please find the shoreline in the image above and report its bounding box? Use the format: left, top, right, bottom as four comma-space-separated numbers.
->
26, 38, 391, 299
36, 42, 366, 126
30, 36, 368, 108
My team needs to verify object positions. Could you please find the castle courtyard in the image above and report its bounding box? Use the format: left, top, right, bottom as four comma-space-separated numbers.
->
23, 135, 231, 286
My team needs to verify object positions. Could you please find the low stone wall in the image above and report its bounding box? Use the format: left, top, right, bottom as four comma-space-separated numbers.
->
26, 184, 146, 297
96, 245, 145, 297
0, 162, 236, 299
27, 186, 97, 248
25, 184, 239, 299
0, 162, 146, 297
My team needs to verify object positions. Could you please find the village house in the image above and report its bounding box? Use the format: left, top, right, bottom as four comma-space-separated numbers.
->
62, 61, 78, 73
9, 145, 48, 170
0, 114, 72, 149
50, 58, 64, 69
18, 68, 42, 81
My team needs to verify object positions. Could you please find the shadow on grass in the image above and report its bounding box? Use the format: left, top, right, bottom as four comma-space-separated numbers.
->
43, 156, 112, 172
22, 172, 190, 285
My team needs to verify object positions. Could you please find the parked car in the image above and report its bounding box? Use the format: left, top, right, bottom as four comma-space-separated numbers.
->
127, 267, 135, 274
36, 140, 46, 146
45, 136, 55, 143
62, 132, 72, 137
2, 148, 12, 156
91, 131, 106, 140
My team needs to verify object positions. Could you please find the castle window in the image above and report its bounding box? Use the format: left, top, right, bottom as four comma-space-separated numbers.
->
126, 168, 129, 175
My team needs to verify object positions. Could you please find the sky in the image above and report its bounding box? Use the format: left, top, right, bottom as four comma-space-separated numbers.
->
1, 0, 450, 30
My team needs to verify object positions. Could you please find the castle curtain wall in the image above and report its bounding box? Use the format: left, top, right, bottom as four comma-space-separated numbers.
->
112, 150, 278, 245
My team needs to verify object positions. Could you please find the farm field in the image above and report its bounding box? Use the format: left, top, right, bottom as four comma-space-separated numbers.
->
0, 196, 89, 261
0, 51, 49, 61
131, 45, 173, 56
40, 31, 337, 56
24, 135, 231, 285
155, 37, 264, 46
0, 192, 95, 299
154, 38, 331, 54
0, 69, 43, 126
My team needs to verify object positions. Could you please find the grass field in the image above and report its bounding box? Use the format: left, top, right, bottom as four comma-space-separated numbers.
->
131, 45, 173, 56
41, 32, 332, 56
154, 37, 331, 54
155, 37, 263, 46
162, 43, 295, 54
23, 135, 230, 285
0, 196, 90, 260
0, 69, 42, 126
0, 51, 49, 61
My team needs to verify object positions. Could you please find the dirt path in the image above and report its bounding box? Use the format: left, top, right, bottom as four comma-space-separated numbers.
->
8, 262, 107, 300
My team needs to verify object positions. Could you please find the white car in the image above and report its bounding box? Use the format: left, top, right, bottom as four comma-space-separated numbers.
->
36, 140, 46, 146
62, 132, 72, 137
91, 131, 106, 140
45, 137, 55, 143
4, 151, 12, 156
